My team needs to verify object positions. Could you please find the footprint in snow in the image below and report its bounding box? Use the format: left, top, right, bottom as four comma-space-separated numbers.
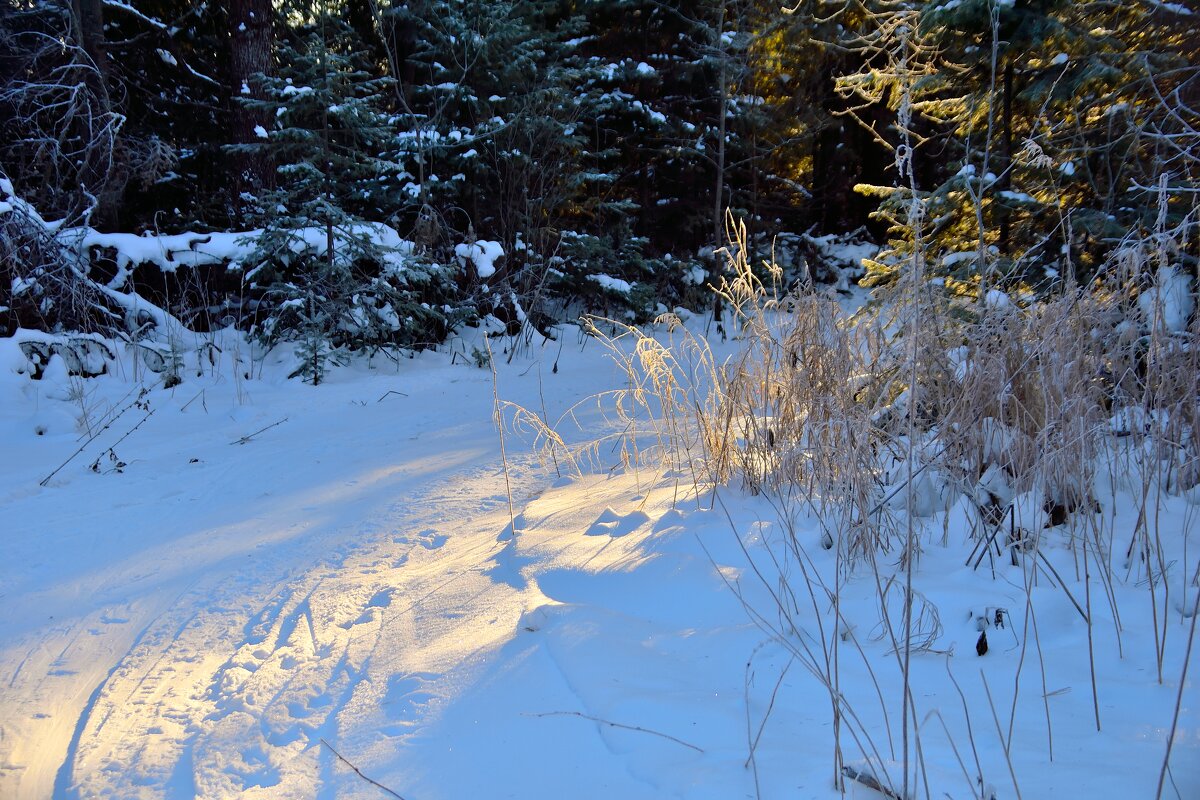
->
368, 588, 395, 608
418, 529, 448, 549
496, 514, 526, 542
383, 672, 439, 724
340, 588, 395, 628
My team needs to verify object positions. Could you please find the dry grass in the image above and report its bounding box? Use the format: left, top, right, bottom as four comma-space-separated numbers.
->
505, 210, 1199, 800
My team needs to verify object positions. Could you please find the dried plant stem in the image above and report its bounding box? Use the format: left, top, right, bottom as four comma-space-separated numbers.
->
981, 670, 1023, 800
1084, 541, 1102, 732
485, 337, 517, 537
320, 739, 405, 799
39, 387, 148, 486
526, 711, 703, 753
946, 657, 985, 792
1155, 585, 1200, 799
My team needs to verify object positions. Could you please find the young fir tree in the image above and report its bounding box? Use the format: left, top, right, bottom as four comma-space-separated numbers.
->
384, 0, 604, 325
230, 0, 453, 380
549, 0, 730, 317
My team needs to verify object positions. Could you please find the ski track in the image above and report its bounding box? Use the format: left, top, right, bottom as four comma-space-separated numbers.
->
26, 468, 538, 798
7, 343, 1194, 799
0, 396, 571, 800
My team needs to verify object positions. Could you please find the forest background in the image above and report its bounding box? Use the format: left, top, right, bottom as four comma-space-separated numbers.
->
3, 0, 1195, 356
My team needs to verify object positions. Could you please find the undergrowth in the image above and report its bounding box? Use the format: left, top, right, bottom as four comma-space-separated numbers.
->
510, 211, 1199, 800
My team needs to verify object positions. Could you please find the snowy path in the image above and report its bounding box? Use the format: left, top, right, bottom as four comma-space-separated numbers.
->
0, 350, 603, 798
3, 335, 1197, 799
52, 466, 528, 798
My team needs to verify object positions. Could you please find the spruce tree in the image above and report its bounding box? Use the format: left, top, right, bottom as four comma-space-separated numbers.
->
384, 0, 595, 324
230, 0, 448, 377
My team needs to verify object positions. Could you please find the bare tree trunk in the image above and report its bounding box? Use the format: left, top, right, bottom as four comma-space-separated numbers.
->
711, 0, 728, 336
320, 11, 335, 277
70, 0, 116, 225
72, 0, 107, 79
999, 57, 1014, 256
230, 0, 273, 206
712, 0, 728, 249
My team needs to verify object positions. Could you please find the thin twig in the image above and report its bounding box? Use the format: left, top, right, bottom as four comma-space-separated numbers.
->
526, 710, 704, 752
485, 338, 517, 537
39, 387, 148, 486
1036, 550, 1089, 624
745, 654, 793, 769
320, 738, 406, 799
230, 417, 288, 445
99, 404, 157, 461
377, 390, 408, 402
981, 670, 1023, 800
945, 657, 986, 796
180, 388, 205, 411
1155, 585, 1199, 799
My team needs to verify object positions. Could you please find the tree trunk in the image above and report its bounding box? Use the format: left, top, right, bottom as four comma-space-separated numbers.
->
230, 0, 273, 206
711, 0, 728, 336
71, 0, 116, 225
712, 1, 728, 249
999, 57, 1014, 257
72, 0, 107, 79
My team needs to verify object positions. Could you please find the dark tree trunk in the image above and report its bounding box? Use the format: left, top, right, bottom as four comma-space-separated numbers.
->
230, 0, 273, 208
999, 57, 1014, 257
72, 0, 107, 79
346, 0, 385, 69
71, 0, 116, 225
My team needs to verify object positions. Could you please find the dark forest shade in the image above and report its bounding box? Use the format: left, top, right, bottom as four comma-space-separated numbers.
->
1, 0, 1196, 341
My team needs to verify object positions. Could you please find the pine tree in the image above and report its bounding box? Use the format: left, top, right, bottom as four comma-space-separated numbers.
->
230, 0, 448, 367
383, 0, 599, 326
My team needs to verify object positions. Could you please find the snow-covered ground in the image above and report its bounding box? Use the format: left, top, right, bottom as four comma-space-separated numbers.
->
0, 319, 1196, 799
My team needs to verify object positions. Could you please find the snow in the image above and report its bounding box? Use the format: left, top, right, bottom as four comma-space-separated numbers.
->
802, 232, 878, 289
454, 240, 504, 279
985, 287, 1013, 308
941, 250, 979, 267
587, 273, 634, 294
0, 313, 1196, 800
69, 223, 415, 288
997, 190, 1037, 204
0, 165, 419, 289
683, 265, 707, 286
253, 124, 269, 139
1138, 266, 1194, 333
103, 0, 168, 31
1147, 0, 1193, 14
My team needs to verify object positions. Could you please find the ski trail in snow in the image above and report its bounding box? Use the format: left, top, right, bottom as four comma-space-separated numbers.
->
37, 458, 547, 799
0, 363, 549, 800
